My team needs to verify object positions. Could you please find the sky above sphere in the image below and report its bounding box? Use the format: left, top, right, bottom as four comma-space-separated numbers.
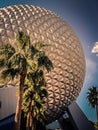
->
0, 0, 98, 122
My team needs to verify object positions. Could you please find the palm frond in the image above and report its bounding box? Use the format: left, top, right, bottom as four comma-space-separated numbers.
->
87, 86, 98, 108
38, 55, 53, 72
0, 44, 15, 60
34, 42, 48, 50
30, 45, 39, 57
0, 59, 5, 68
1, 68, 19, 80
16, 31, 30, 50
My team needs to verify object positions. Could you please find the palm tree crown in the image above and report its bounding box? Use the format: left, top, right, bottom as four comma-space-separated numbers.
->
87, 86, 98, 123
87, 86, 98, 108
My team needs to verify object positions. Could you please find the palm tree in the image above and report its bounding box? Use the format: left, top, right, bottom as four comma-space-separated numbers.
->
0, 31, 53, 130
22, 69, 48, 130
87, 86, 98, 122
22, 42, 53, 130
22, 39, 53, 130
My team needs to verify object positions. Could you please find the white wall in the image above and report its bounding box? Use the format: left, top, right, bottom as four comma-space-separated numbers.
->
0, 87, 17, 120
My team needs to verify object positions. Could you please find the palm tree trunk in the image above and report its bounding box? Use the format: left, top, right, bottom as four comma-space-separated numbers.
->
14, 84, 23, 130
26, 101, 34, 130
14, 70, 27, 130
26, 112, 31, 130
30, 115, 34, 130
96, 105, 98, 123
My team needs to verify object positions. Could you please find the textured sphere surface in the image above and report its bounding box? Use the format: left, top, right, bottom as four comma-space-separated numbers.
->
0, 5, 85, 123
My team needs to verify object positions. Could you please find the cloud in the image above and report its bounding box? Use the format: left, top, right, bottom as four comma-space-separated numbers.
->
92, 42, 98, 54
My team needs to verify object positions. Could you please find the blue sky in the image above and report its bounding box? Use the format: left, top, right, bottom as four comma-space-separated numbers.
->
0, 0, 98, 122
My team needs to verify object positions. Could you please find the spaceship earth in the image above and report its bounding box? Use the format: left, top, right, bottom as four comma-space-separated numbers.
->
0, 5, 85, 123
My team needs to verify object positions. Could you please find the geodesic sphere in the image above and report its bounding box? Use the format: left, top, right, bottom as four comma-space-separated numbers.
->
0, 5, 85, 123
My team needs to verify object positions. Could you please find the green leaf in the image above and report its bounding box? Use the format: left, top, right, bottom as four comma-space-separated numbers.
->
0, 59, 4, 68
38, 56, 53, 72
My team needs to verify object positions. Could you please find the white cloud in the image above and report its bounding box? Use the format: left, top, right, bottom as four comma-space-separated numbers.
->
92, 41, 98, 54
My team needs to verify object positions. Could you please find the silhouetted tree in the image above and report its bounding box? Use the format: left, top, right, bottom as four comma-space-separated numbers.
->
87, 86, 98, 123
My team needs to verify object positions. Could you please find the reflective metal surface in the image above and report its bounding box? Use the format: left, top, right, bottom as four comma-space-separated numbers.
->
0, 5, 85, 123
